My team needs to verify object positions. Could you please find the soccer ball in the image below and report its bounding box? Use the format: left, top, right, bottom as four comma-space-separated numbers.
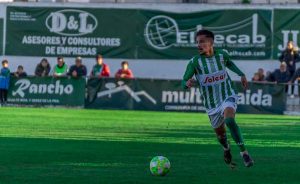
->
149, 156, 171, 176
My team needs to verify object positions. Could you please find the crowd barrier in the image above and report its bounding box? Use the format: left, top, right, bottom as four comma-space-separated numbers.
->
7, 76, 287, 114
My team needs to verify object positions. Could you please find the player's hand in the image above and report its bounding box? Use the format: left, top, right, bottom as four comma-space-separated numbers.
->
241, 76, 248, 91
186, 78, 196, 88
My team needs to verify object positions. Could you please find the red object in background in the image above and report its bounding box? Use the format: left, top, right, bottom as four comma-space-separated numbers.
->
115, 69, 134, 79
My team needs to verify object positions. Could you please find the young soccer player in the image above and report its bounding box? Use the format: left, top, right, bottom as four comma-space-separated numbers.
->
182, 30, 254, 168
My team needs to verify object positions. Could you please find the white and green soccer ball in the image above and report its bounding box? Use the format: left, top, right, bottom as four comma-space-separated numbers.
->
150, 156, 171, 176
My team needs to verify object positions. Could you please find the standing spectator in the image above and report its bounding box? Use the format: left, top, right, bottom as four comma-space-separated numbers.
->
268, 63, 291, 84
90, 54, 110, 78
0, 60, 10, 106
35, 58, 51, 77
13, 65, 27, 78
53, 57, 68, 77
115, 61, 134, 79
279, 41, 299, 78
68, 57, 87, 78
290, 67, 300, 97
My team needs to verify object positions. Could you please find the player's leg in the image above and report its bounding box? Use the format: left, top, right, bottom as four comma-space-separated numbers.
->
210, 112, 235, 166
214, 123, 232, 165
223, 107, 245, 152
224, 107, 254, 167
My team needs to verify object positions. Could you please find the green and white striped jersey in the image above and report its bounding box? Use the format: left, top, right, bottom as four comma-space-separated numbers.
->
182, 49, 245, 114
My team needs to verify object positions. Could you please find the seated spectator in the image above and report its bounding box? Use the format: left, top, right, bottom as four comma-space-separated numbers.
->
115, 61, 134, 79
267, 63, 291, 84
257, 68, 265, 81
0, 60, 10, 105
251, 72, 260, 82
90, 54, 110, 78
68, 57, 87, 78
13, 65, 27, 78
53, 56, 68, 77
35, 58, 51, 77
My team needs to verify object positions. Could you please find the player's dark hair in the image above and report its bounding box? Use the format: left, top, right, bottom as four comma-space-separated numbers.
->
196, 30, 214, 40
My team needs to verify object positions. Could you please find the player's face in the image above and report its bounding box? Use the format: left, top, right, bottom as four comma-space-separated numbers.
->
196, 35, 213, 55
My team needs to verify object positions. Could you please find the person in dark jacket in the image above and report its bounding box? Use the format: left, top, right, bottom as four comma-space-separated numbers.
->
13, 65, 27, 78
267, 63, 291, 90
35, 58, 51, 77
290, 67, 300, 97
68, 57, 87, 78
279, 41, 299, 77
0, 60, 10, 106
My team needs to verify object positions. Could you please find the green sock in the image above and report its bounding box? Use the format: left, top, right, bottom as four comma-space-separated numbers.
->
224, 117, 246, 152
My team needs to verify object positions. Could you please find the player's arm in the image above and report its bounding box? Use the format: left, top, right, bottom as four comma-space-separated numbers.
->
223, 51, 248, 90
182, 60, 196, 89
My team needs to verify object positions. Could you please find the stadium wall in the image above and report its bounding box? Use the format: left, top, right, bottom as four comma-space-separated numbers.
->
0, 3, 299, 80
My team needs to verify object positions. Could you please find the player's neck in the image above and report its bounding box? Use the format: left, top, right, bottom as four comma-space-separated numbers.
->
204, 48, 214, 57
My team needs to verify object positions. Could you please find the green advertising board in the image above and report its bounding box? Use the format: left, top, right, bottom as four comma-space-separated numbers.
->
273, 9, 300, 59
6, 7, 138, 58
85, 78, 286, 114
140, 9, 272, 60
0, 18, 3, 55
5, 6, 272, 60
8, 77, 86, 106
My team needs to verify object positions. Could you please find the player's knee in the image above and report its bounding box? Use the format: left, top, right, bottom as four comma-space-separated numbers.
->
224, 107, 235, 118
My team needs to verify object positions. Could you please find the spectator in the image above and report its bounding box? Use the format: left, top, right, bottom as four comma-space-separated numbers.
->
115, 61, 134, 79
266, 71, 273, 82
290, 67, 300, 97
279, 41, 299, 77
53, 57, 68, 77
13, 65, 27, 78
251, 72, 260, 82
257, 68, 265, 81
35, 58, 51, 77
267, 63, 291, 84
68, 57, 87, 78
0, 60, 10, 106
90, 54, 110, 78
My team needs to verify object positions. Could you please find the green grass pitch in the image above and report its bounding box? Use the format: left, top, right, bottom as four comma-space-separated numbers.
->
0, 107, 299, 183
